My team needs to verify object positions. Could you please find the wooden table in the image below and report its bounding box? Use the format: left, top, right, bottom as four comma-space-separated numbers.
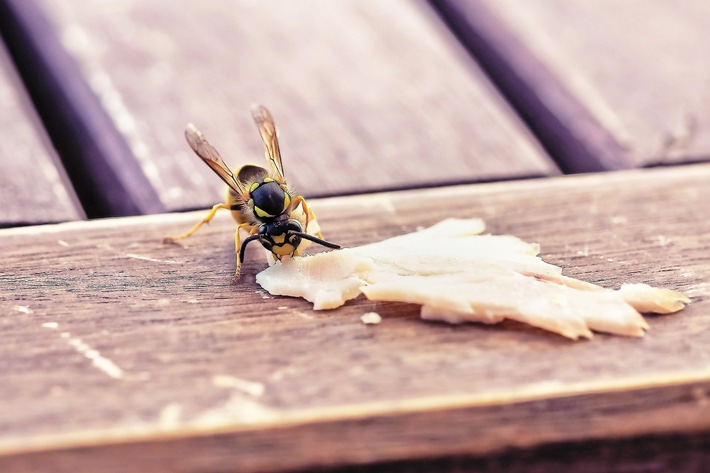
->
0, 1, 709, 471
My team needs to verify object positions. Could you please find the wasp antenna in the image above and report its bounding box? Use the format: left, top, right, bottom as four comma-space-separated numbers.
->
239, 234, 262, 264
293, 232, 341, 250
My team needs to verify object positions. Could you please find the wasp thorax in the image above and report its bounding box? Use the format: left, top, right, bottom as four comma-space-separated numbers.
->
250, 178, 290, 219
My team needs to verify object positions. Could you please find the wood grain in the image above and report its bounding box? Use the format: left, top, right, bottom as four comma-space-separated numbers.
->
433, 0, 710, 172
0, 0, 165, 218
1, 164, 709, 471
0, 41, 82, 226
325, 434, 710, 473
12, 0, 555, 214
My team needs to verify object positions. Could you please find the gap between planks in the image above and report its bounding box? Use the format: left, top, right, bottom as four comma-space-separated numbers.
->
0, 162, 707, 239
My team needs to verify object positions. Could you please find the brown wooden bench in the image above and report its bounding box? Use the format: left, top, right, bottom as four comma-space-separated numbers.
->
0, 0, 556, 219
0, 40, 82, 226
0, 1, 709, 471
433, 0, 710, 172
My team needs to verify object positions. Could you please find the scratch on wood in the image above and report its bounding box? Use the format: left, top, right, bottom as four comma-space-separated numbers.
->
125, 253, 180, 264
61, 16, 159, 183
58, 332, 124, 379
295, 311, 314, 320
194, 392, 276, 427
610, 216, 628, 224
212, 374, 265, 397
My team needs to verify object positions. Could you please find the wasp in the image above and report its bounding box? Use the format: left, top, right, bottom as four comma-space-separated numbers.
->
164, 105, 340, 281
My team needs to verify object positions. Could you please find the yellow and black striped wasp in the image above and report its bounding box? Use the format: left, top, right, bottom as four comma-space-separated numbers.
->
164, 105, 340, 281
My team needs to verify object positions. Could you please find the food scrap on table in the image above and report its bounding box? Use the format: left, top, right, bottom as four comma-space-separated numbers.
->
256, 219, 690, 339
360, 312, 383, 325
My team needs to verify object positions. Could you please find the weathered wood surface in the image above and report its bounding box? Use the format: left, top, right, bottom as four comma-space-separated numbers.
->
326, 434, 710, 473
3, 0, 555, 215
0, 41, 82, 226
1, 164, 708, 472
432, 0, 710, 172
0, 0, 166, 218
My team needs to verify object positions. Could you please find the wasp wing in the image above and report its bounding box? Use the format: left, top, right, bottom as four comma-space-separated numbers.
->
185, 124, 248, 199
251, 104, 285, 181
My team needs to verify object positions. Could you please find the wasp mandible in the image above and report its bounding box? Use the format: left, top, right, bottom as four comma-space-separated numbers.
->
164, 105, 340, 281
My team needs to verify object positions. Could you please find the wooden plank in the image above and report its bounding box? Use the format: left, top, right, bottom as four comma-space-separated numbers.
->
0, 41, 83, 226
0, 164, 709, 472
432, 0, 710, 172
4, 0, 555, 214
0, 0, 165, 218
301, 435, 710, 473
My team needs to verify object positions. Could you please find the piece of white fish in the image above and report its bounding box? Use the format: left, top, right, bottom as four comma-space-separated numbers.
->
256, 219, 690, 339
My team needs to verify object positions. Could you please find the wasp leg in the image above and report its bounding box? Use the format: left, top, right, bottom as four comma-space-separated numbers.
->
233, 222, 257, 283
164, 203, 232, 243
292, 195, 323, 239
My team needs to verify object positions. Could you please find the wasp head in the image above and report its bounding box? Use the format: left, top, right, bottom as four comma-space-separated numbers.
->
257, 216, 303, 258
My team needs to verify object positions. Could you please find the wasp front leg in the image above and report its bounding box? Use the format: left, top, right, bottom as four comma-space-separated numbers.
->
292, 195, 323, 239
164, 203, 232, 243
233, 222, 258, 283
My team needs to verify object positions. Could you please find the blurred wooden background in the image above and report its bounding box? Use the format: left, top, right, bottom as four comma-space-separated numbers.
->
434, 0, 710, 172
0, 40, 82, 225
1, 0, 556, 218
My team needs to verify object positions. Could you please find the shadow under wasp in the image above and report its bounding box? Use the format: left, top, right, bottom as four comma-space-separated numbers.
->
164, 105, 340, 281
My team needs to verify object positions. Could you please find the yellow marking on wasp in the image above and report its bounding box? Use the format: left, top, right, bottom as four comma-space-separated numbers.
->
271, 234, 286, 244
283, 193, 291, 212
249, 182, 260, 193
263, 177, 274, 183
271, 243, 296, 256
254, 206, 275, 218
